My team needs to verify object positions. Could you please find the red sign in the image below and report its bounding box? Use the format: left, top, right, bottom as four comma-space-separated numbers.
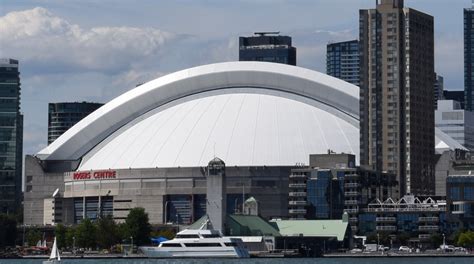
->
73, 170, 116, 180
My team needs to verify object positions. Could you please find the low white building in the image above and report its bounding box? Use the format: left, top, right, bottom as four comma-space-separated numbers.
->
435, 100, 474, 151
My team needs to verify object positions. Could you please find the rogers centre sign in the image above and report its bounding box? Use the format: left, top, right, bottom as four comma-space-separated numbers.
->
73, 170, 117, 180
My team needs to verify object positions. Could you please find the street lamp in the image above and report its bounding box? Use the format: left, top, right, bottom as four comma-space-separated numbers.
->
73, 236, 76, 255
377, 233, 380, 252
164, 201, 169, 224
130, 236, 133, 254
176, 213, 179, 232
442, 233, 446, 252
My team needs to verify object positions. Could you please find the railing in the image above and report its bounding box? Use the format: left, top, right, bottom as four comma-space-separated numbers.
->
344, 200, 360, 205
418, 225, 439, 231
288, 183, 306, 188
288, 201, 307, 206
364, 207, 445, 213
344, 208, 359, 214
344, 191, 360, 196
418, 234, 432, 240
349, 217, 359, 222
418, 217, 439, 222
289, 209, 307, 214
376, 217, 396, 222
289, 192, 307, 197
344, 183, 360, 188
376, 226, 397, 231
289, 174, 306, 178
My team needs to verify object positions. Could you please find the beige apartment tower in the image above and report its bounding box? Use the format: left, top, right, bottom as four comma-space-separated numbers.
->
359, 0, 435, 196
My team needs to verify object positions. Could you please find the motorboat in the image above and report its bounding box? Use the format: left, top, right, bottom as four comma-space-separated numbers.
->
140, 228, 249, 258
43, 237, 60, 264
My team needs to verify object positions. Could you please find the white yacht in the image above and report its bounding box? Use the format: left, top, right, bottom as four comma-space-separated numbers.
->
140, 228, 250, 258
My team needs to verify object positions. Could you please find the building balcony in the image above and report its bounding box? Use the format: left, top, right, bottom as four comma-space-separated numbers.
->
344, 200, 360, 205
344, 183, 360, 188
289, 183, 307, 188
289, 174, 306, 179
349, 217, 359, 223
344, 191, 360, 197
418, 216, 439, 222
376, 226, 397, 231
418, 225, 439, 232
288, 200, 307, 206
418, 234, 432, 240
376, 217, 396, 223
344, 208, 359, 214
289, 192, 307, 197
289, 209, 307, 214
351, 226, 359, 232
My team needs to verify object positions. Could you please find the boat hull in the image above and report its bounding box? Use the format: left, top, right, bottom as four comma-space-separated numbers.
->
140, 246, 249, 258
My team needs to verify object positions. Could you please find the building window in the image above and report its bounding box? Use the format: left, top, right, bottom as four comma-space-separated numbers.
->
450, 187, 460, 200
464, 187, 474, 201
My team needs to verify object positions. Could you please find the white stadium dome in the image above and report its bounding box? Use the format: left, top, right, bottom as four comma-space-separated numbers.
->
37, 62, 465, 169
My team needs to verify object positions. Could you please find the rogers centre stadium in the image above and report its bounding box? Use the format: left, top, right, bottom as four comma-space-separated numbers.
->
23, 61, 464, 226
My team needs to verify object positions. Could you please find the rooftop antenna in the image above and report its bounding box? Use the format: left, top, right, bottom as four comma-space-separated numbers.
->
254, 31, 280, 36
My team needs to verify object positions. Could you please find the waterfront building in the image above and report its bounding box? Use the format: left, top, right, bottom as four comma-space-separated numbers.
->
0, 58, 23, 214
48, 102, 103, 145
446, 153, 474, 230
434, 75, 444, 109
359, 0, 435, 196
239, 32, 296, 65
326, 40, 360, 86
435, 100, 474, 151
358, 195, 448, 242
465, 4, 474, 111
23, 62, 461, 226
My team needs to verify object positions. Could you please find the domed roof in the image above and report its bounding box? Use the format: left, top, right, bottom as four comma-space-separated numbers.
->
36, 61, 465, 169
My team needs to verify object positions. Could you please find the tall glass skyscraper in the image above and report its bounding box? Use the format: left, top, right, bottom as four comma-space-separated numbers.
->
464, 6, 474, 111
326, 40, 360, 86
239, 32, 296, 65
0, 59, 23, 214
48, 102, 103, 145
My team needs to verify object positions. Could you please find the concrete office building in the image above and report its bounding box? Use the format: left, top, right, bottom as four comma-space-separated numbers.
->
435, 100, 474, 151
48, 102, 103, 145
239, 32, 296, 65
0, 59, 23, 214
23, 62, 461, 226
326, 40, 360, 86
359, 0, 435, 196
465, 4, 474, 111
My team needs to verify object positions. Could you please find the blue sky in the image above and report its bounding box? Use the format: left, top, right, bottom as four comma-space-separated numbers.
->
0, 0, 470, 155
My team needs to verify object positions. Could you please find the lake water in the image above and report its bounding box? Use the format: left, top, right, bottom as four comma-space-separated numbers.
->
0, 258, 471, 264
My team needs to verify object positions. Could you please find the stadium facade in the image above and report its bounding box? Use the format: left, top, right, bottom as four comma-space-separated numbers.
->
23, 62, 463, 226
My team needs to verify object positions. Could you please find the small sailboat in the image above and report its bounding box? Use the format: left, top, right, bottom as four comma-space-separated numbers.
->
43, 237, 61, 264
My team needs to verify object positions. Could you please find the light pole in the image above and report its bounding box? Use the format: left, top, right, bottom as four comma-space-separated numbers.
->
130, 236, 133, 254
164, 201, 169, 224
176, 213, 179, 232
73, 236, 76, 255
442, 233, 446, 252
377, 233, 380, 252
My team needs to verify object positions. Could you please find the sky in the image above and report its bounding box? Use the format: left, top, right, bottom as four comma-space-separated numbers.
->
0, 0, 470, 156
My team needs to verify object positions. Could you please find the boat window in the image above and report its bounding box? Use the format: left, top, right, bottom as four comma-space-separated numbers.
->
184, 243, 223, 247
201, 234, 221, 238
161, 243, 183, 247
224, 242, 238, 247
176, 234, 200, 239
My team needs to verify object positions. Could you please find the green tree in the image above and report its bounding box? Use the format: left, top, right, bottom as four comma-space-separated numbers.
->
75, 218, 97, 249
0, 214, 17, 248
430, 233, 443, 248
65, 226, 76, 249
96, 215, 119, 249
55, 224, 67, 249
457, 231, 474, 248
396, 232, 411, 246
151, 228, 176, 240
123, 208, 151, 246
26, 228, 42, 247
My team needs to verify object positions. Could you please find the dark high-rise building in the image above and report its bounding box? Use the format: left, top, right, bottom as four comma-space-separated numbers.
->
434, 74, 444, 109
359, 0, 435, 196
465, 5, 474, 111
0, 59, 23, 214
326, 40, 360, 86
443, 90, 465, 109
239, 32, 296, 65
48, 102, 103, 145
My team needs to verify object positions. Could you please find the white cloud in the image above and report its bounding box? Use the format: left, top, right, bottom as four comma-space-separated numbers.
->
0, 7, 176, 75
